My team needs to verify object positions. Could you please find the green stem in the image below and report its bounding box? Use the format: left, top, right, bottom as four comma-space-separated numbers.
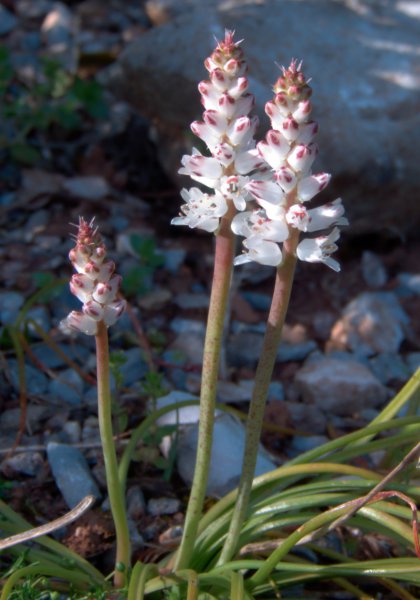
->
96, 320, 131, 588
219, 229, 299, 564
174, 206, 236, 570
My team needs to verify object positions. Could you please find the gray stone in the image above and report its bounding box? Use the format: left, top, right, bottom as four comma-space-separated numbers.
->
0, 6, 17, 35
289, 435, 329, 455
23, 210, 49, 242
277, 340, 317, 363
161, 248, 187, 273
62, 421, 81, 444
23, 306, 51, 339
173, 292, 209, 309
147, 497, 181, 516
1, 452, 44, 477
169, 317, 206, 335
115, 347, 149, 387
102, 0, 420, 237
216, 379, 253, 403
41, 2, 74, 46
369, 353, 410, 384
126, 485, 146, 520
16, 0, 53, 19
242, 291, 271, 311
397, 273, 420, 297
285, 401, 327, 435
49, 368, 85, 405
0, 291, 24, 324
62, 176, 110, 200
295, 357, 388, 416
406, 353, 420, 375
313, 311, 336, 341
361, 251, 387, 288
0, 405, 50, 432
138, 288, 172, 310
330, 292, 409, 356
32, 343, 90, 369
168, 331, 204, 365
267, 381, 285, 402
47, 442, 101, 508
8, 360, 49, 396
155, 391, 207, 426
176, 413, 276, 497
227, 331, 264, 367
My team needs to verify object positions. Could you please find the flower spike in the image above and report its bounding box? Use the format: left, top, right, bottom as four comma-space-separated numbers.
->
60, 218, 126, 336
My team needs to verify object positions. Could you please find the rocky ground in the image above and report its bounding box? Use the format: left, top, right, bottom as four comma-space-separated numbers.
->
0, 0, 419, 580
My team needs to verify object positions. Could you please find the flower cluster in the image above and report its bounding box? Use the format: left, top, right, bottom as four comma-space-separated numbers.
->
171, 30, 262, 232
235, 60, 347, 270
60, 218, 126, 336
173, 32, 347, 272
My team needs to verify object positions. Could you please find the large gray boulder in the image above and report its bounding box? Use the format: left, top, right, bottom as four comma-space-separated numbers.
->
102, 0, 419, 236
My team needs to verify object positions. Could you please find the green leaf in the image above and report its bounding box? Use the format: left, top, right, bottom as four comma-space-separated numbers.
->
9, 142, 40, 165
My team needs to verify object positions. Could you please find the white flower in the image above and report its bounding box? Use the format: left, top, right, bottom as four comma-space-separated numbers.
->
296, 227, 341, 271
171, 187, 228, 232
287, 199, 348, 232
234, 235, 283, 267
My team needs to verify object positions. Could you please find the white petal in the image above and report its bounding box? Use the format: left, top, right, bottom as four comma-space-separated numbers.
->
60, 311, 98, 336
69, 274, 94, 303
287, 143, 318, 173
246, 179, 285, 205
243, 236, 282, 266
235, 149, 265, 174
257, 130, 289, 170
103, 300, 126, 326
306, 199, 348, 232
274, 166, 297, 193
297, 172, 331, 202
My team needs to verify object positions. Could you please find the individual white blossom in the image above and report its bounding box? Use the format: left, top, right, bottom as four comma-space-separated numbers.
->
171, 187, 227, 232
60, 218, 126, 336
296, 227, 341, 272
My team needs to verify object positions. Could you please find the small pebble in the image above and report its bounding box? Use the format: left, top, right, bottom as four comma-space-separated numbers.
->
47, 442, 101, 508
361, 251, 387, 288
147, 497, 181, 516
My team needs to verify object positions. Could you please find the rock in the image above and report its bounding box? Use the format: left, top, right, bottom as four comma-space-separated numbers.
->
227, 331, 264, 367
126, 485, 146, 520
47, 442, 101, 508
295, 357, 388, 416
62, 176, 110, 200
286, 401, 327, 435
23, 209, 49, 242
176, 413, 276, 497
277, 340, 317, 363
0, 6, 17, 36
62, 421, 82, 444
173, 292, 209, 309
23, 306, 51, 339
155, 391, 208, 427
161, 247, 187, 273
7, 360, 49, 396
138, 288, 172, 310
1, 451, 44, 477
216, 379, 253, 403
0, 291, 24, 324
147, 497, 181, 516
0, 406, 50, 432
168, 331, 204, 365
397, 273, 420, 297
48, 368, 85, 405
41, 2, 74, 47
312, 311, 336, 341
32, 343, 90, 369
361, 251, 387, 288
406, 353, 420, 375
268, 381, 285, 402
369, 353, 410, 384
242, 291, 271, 312
289, 435, 329, 455
169, 317, 206, 335
16, 0, 53, 19
102, 0, 420, 237
114, 347, 149, 387
329, 292, 409, 356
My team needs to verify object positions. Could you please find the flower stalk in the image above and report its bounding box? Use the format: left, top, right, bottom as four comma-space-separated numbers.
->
60, 218, 130, 587
174, 203, 236, 570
